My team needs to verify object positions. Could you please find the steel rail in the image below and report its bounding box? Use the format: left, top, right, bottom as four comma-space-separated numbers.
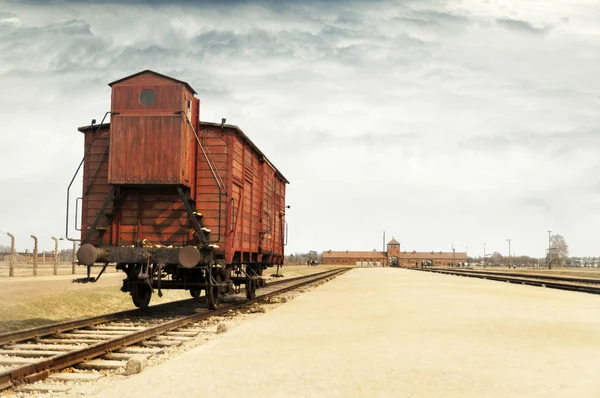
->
0, 300, 182, 347
0, 268, 342, 346
0, 268, 348, 390
413, 268, 600, 294
441, 268, 600, 284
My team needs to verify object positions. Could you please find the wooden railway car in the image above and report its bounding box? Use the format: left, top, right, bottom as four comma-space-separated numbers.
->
68, 70, 289, 309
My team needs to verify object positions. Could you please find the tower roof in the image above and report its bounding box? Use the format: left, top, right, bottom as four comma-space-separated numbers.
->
387, 238, 400, 245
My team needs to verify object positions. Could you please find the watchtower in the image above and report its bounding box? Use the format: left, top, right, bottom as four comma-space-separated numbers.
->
387, 238, 400, 257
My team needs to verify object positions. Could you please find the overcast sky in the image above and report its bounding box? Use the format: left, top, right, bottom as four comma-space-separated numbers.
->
0, 0, 599, 257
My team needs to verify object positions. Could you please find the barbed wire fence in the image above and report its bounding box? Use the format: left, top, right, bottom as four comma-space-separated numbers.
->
6, 232, 15, 277
31, 235, 38, 276
0, 231, 82, 278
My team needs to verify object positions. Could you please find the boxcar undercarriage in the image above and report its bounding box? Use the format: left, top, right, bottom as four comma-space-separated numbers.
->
77, 243, 268, 309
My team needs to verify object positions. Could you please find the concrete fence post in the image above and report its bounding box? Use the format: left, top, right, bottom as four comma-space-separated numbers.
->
72, 241, 77, 274
51, 236, 59, 276
6, 232, 15, 277
31, 235, 38, 276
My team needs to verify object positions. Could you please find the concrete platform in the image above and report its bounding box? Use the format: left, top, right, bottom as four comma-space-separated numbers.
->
93, 268, 600, 397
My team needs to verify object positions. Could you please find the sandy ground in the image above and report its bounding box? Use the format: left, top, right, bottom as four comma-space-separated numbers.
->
82, 267, 600, 398
0, 272, 152, 332
0, 265, 342, 332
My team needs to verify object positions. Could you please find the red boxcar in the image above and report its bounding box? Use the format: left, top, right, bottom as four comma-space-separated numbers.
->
71, 70, 288, 309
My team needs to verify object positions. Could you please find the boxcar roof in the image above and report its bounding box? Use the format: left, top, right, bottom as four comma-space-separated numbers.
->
108, 70, 197, 95
201, 121, 289, 183
78, 121, 289, 184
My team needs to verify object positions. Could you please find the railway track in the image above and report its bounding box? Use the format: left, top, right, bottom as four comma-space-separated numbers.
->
0, 268, 348, 392
413, 267, 600, 294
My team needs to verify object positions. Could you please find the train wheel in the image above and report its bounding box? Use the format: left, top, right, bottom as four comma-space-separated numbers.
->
205, 270, 221, 310
132, 283, 152, 309
245, 278, 256, 300
190, 288, 201, 299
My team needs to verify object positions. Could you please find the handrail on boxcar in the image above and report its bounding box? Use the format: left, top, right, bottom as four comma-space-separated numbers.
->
184, 112, 225, 243
184, 112, 227, 195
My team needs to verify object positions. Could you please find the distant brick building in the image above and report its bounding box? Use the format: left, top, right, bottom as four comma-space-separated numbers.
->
322, 238, 467, 267
320, 250, 387, 266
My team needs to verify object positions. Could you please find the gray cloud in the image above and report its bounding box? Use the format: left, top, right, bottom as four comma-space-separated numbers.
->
0, 11, 19, 19
395, 9, 470, 28
463, 129, 600, 158
495, 17, 551, 35
0, 0, 599, 257
7, 0, 386, 7
0, 19, 110, 76
519, 196, 553, 214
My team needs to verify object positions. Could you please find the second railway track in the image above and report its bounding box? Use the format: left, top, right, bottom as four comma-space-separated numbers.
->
0, 268, 348, 392
412, 267, 600, 294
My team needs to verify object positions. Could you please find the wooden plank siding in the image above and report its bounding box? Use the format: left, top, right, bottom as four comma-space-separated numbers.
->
78, 70, 287, 266
81, 127, 112, 245
195, 125, 228, 250
198, 125, 287, 265
261, 161, 276, 256
109, 116, 185, 184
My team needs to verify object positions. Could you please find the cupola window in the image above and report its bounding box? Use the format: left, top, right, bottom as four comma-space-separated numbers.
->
140, 89, 156, 106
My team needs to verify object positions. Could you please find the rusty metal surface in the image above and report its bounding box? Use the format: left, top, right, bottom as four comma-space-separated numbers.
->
178, 245, 200, 268
0, 268, 348, 391
76, 243, 98, 265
